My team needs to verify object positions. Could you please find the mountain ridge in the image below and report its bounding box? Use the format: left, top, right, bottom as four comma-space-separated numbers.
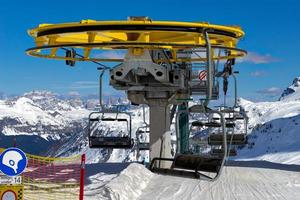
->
0, 76, 300, 164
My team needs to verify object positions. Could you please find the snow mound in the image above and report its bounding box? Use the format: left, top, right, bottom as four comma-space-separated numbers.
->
98, 163, 154, 200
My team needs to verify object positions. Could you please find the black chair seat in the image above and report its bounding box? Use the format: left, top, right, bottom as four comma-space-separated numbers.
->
89, 136, 133, 149
138, 142, 149, 150
192, 121, 222, 128
149, 155, 222, 179
151, 167, 200, 179
89, 118, 100, 122
208, 134, 247, 145
191, 121, 205, 127
173, 154, 222, 173
211, 148, 237, 157
226, 123, 235, 128
137, 130, 150, 134
101, 118, 128, 122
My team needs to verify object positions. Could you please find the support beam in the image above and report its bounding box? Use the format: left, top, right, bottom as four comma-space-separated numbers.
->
149, 104, 172, 164
178, 103, 189, 153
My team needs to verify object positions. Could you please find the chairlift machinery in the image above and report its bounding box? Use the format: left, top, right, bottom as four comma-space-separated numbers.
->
26, 17, 247, 181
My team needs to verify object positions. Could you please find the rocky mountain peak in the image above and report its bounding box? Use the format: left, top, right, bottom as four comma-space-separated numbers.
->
279, 76, 300, 101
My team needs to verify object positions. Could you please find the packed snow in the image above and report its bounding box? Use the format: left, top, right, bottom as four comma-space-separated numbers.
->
83, 162, 300, 200
234, 79, 300, 164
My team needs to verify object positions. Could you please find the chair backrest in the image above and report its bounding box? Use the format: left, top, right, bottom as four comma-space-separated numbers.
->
88, 111, 132, 138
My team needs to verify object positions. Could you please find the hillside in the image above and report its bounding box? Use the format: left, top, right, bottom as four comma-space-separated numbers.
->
0, 77, 300, 165
235, 77, 300, 164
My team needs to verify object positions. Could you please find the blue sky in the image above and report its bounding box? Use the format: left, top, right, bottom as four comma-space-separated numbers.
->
0, 0, 299, 101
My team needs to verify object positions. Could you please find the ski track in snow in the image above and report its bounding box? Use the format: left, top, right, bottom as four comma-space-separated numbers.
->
139, 167, 300, 200
85, 163, 300, 200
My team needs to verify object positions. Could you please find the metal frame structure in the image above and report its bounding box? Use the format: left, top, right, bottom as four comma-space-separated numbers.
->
26, 19, 246, 63
88, 110, 133, 149
151, 105, 226, 181
209, 72, 249, 157
135, 105, 150, 161
87, 68, 134, 149
135, 125, 150, 161
26, 17, 247, 181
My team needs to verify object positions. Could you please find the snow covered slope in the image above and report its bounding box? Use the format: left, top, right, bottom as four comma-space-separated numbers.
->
85, 163, 153, 200
0, 91, 89, 137
1, 76, 300, 165
49, 105, 149, 163
235, 77, 300, 164
84, 162, 300, 200
0, 90, 149, 163
0, 91, 89, 154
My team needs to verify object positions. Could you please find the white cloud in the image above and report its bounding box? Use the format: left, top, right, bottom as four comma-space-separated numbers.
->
94, 50, 126, 59
250, 70, 267, 77
68, 91, 80, 96
239, 52, 279, 64
69, 81, 99, 89
53, 81, 99, 90
256, 87, 282, 96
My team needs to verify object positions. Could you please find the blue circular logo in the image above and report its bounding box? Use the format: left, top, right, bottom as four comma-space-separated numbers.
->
0, 148, 27, 176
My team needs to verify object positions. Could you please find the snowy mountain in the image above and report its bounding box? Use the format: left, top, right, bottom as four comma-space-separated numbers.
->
81, 77, 300, 200
1, 76, 300, 165
0, 90, 148, 163
235, 77, 300, 164
279, 76, 300, 101
47, 104, 149, 163
0, 91, 89, 155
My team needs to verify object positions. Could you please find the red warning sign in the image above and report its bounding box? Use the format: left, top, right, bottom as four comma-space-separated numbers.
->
198, 70, 207, 80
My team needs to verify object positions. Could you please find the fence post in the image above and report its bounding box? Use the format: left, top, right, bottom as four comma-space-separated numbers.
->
79, 154, 86, 200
